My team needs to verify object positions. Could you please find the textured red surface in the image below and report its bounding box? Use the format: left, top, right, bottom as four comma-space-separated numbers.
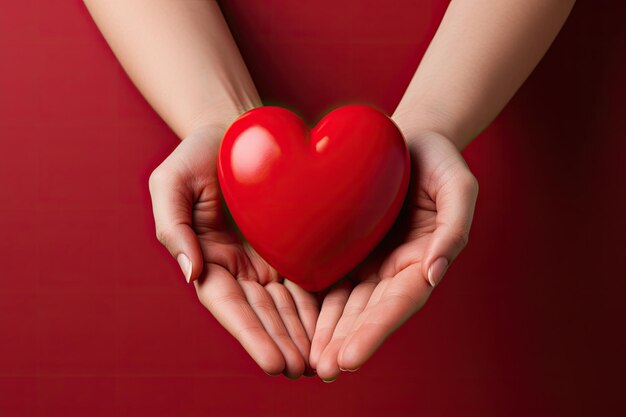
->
0, 1, 625, 416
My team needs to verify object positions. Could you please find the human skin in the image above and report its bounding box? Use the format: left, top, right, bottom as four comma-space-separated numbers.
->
83, 0, 309, 378
83, 0, 575, 381
312, 0, 577, 382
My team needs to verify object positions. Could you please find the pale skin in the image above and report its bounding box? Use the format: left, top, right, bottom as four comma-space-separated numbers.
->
84, 0, 575, 381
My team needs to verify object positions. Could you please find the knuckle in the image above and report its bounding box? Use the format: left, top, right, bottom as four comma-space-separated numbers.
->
460, 170, 479, 194
323, 297, 348, 310
197, 292, 213, 310
249, 299, 276, 315
198, 291, 239, 311
452, 229, 470, 248
267, 283, 292, 306
155, 227, 169, 246
196, 291, 209, 309
342, 305, 363, 318
388, 292, 425, 312
196, 291, 216, 310
296, 300, 319, 313
155, 224, 179, 249
148, 168, 161, 193
148, 167, 165, 192
275, 304, 296, 317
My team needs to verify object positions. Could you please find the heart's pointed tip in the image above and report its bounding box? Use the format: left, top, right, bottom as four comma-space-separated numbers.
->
289, 278, 334, 294
294, 282, 326, 293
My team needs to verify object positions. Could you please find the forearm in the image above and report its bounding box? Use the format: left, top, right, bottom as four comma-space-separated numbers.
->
393, 0, 575, 150
83, 0, 261, 139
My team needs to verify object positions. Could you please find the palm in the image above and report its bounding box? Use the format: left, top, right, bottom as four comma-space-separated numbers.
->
195, 190, 317, 378
311, 132, 478, 381
192, 163, 279, 286
356, 181, 437, 282
151, 126, 476, 381
188, 133, 441, 380
150, 126, 318, 378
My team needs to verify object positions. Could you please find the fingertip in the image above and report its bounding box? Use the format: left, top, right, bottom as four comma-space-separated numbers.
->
187, 260, 204, 284
427, 257, 449, 287
160, 225, 204, 284
176, 253, 192, 283
337, 340, 365, 372
316, 366, 339, 383
248, 337, 288, 377
183, 229, 205, 283
258, 351, 286, 377
316, 347, 341, 383
282, 351, 305, 380
252, 337, 287, 377
176, 251, 205, 284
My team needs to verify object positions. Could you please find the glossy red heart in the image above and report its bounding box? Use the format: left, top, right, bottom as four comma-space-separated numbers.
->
217, 105, 410, 292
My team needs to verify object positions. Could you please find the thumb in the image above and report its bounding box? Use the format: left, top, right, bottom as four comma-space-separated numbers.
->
148, 166, 204, 283
423, 169, 479, 288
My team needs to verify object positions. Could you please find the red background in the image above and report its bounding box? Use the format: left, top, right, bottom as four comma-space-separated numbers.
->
1, 1, 625, 416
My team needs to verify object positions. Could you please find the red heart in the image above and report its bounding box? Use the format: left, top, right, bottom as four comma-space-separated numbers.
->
217, 105, 410, 292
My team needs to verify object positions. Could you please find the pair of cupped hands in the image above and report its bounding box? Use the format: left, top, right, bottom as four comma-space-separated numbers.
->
148, 110, 478, 382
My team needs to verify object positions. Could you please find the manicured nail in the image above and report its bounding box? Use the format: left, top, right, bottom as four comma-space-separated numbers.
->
177, 253, 192, 283
428, 257, 448, 287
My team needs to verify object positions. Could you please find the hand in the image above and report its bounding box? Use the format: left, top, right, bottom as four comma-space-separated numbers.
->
148, 124, 319, 378
310, 129, 479, 382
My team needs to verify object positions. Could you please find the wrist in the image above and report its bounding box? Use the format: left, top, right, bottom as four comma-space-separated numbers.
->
182, 96, 262, 140
391, 118, 458, 154
391, 107, 468, 151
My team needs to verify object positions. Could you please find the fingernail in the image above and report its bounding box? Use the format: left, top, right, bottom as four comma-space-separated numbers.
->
428, 257, 448, 287
322, 378, 337, 383
177, 253, 192, 283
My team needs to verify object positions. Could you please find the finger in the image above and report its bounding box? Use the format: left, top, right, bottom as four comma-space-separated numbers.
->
423, 170, 478, 287
265, 282, 315, 376
309, 279, 352, 371
149, 166, 204, 283
316, 280, 376, 382
338, 264, 431, 372
283, 279, 319, 342
320, 279, 394, 374
194, 264, 285, 375
239, 280, 305, 379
